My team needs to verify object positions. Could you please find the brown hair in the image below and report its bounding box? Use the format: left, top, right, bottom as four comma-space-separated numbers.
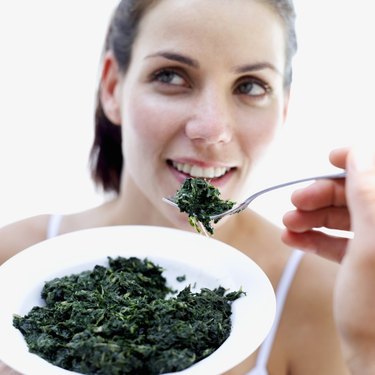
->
89, 0, 298, 193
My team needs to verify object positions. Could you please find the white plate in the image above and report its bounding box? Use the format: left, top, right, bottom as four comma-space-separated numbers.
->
0, 225, 276, 375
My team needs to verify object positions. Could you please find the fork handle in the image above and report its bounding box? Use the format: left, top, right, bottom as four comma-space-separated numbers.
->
243, 171, 347, 205
211, 171, 347, 221
248, 171, 347, 202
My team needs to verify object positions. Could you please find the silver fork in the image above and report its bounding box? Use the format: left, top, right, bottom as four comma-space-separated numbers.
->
163, 171, 347, 222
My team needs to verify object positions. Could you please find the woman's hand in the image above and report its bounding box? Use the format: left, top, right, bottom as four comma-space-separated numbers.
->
282, 148, 350, 262
282, 147, 375, 374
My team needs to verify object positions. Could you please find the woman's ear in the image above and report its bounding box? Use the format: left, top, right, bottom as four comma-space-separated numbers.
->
100, 51, 122, 125
282, 88, 291, 123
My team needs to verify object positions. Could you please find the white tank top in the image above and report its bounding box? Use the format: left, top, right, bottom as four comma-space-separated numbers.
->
247, 249, 303, 375
46, 214, 303, 375
46, 214, 63, 239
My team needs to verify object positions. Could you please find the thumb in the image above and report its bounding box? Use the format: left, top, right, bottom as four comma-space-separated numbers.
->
335, 148, 375, 364
346, 147, 375, 257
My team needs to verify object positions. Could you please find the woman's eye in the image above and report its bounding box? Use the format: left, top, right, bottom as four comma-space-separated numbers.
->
236, 80, 269, 97
153, 69, 187, 86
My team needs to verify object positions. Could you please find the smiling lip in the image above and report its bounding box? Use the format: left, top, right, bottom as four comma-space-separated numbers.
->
169, 160, 232, 179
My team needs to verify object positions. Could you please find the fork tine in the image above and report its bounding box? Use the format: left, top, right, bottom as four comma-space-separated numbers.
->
162, 197, 179, 208
198, 221, 211, 237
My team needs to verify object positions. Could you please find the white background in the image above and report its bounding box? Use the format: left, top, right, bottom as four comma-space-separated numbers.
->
0, 1, 373, 228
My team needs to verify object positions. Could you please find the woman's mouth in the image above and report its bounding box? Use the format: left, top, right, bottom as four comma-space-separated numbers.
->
169, 160, 232, 179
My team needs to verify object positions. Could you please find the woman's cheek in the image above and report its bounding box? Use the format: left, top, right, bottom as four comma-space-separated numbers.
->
239, 111, 280, 157
126, 95, 186, 142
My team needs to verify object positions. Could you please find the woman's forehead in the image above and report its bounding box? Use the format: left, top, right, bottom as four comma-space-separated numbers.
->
132, 0, 286, 73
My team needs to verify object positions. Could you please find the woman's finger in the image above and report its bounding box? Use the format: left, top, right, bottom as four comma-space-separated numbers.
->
281, 229, 349, 263
282, 207, 351, 232
290, 178, 346, 211
329, 147, 350, 169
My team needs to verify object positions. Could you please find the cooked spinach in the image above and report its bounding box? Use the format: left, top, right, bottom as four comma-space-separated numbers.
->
13, 256, 244, 375
174, 178, 236, 234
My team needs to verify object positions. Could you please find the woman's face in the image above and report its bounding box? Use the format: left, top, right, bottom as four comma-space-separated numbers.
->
110, 0, 288, 227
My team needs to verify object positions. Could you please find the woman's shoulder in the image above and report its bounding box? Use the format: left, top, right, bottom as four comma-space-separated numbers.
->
0, 203, 112, 265
0, 214, 51, 264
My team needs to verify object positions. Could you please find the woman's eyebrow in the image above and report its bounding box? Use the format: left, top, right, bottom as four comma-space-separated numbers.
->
233, 62, 282, 75
145, 51, 200, 68
145, 52, 280, 76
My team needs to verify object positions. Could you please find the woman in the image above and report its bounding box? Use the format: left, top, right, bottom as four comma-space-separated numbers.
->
0, 0, 349, 373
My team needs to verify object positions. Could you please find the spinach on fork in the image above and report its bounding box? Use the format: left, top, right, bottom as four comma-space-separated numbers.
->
174, 178, 236, 234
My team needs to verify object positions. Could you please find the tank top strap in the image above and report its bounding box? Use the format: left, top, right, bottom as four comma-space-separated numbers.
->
46, 214, 63, 239
247, 249, 304, 375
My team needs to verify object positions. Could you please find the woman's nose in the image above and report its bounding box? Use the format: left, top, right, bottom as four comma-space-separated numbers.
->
185, 90, 233, 144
